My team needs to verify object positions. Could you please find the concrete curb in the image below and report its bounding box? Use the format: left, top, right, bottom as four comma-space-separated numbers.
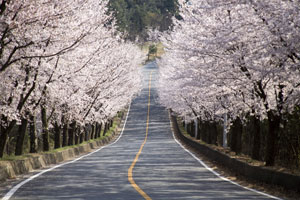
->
170, 113, 300, 193
0, 118, 125, 183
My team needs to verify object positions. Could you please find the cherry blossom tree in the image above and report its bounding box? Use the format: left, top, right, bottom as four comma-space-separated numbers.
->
0, 0, 144, 157
158, 0, 300, 166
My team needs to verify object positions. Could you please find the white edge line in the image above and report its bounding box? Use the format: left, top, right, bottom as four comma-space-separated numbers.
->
168, 111, 283, 200
2, 103, 131, 200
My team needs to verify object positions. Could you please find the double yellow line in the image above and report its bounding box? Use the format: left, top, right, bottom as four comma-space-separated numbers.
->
128, 71, 153, 200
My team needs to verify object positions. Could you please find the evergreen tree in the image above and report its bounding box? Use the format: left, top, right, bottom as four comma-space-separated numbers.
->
108, 0, 180, 41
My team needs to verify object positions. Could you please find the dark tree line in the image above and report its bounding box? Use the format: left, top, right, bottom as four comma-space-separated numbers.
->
183, 107, 300, 169
1, 113, 120, 158
108, 0, 180, 41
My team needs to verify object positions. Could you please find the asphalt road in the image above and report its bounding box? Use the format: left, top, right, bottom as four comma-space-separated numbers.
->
1, 62, 281, 200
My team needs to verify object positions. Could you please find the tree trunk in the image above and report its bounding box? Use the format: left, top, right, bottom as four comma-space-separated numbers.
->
41, 106, 50, 151
95, 123, 99, 139
74, 126, 79, 145
199, 120, 204, 141
0, 131, 8, 157
265, 111, 280, 166
190, 121, 195, 137
97, 123, 102, 138
15, 118, 28, 156
99, 123, 102, 138
54, 122, 61, 149
79, 129, 84, 144
0, 120, 16, 158
98, 123, 102, 138
29, 115, 37, 153
196, 119, 200, 140
251, 116, 261, 160
209, 122, 218, 145
103, 122, 108, 136
75, 134, 79, 145
84, 125, 89, 141
230, 117, 243, 154
207, 122, 213, 144
62, 118, 68, 147
90, 124, 95, 139
68, 121, 76, 146
204, 121, 210, 143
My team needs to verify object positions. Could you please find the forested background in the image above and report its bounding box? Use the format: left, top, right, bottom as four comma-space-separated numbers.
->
108, 0, 180, 40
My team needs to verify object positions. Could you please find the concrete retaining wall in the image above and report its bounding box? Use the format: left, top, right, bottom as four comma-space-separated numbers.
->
170, 114, 300, 192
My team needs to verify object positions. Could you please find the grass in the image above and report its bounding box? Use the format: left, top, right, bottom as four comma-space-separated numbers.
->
0, 154, 32, 162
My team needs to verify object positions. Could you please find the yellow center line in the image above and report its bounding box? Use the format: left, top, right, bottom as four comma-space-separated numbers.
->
128, 71, 153, 200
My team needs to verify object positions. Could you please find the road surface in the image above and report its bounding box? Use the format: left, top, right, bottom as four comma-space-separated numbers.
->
1, 62, 280, 200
